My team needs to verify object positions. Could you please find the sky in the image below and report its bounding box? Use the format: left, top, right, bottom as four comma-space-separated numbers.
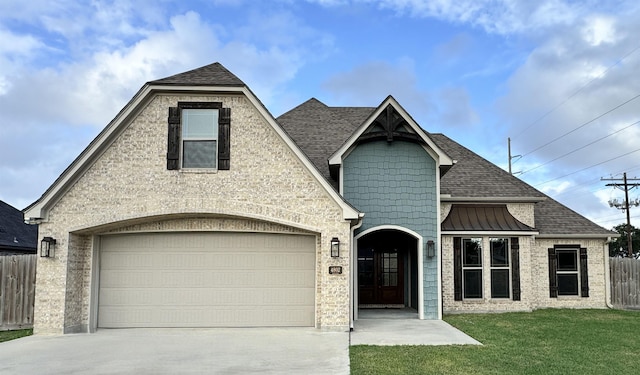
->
1, 0, 640, 230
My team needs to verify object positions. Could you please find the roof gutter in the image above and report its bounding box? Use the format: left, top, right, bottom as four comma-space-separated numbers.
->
535, 233, 619, 239
441, 196, 547, 203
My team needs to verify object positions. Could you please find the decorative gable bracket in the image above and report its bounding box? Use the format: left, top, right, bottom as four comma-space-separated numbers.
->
359, 104, 421, 144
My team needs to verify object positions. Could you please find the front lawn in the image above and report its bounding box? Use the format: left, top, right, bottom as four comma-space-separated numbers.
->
0, 329, 32, 343
350, 309, 640, 375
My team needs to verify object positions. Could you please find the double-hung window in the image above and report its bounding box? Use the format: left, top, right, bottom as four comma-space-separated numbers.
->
490, 238, 510, 298
166, 101, 231, 171
556, 250, 578, 295
182, 109, 219, 169
462, 238, 482, 299
548, 245, 589, 298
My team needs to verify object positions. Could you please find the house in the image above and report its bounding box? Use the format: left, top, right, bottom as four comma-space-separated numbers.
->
0, 200, 37, 255
24, 62, 615, 335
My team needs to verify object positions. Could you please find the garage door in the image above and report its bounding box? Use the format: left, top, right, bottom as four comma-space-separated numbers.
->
98, 232, 315, 328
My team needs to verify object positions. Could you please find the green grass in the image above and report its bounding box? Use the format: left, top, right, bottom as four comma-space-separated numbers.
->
350, 309, 640, 375
0, 329, 32, 343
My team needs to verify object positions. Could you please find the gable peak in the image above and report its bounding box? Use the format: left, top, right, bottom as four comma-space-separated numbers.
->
149, 62, 245, 87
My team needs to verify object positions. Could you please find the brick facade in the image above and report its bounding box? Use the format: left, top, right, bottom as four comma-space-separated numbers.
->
442, 234, 608, 313
34, 93, 352, 334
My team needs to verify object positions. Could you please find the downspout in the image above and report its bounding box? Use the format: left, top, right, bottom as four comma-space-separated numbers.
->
604, 237, 614, 309
349, 213, 365, 331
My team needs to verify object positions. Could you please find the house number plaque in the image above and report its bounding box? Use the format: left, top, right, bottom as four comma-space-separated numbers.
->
329, 266, 343, 274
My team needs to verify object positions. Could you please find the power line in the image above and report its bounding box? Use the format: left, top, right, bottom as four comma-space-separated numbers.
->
517, 93, 640, 160
519, 119, 640, 175
512, 44, 640, 140
596, 215, 640, 224
533, 148, 640, 187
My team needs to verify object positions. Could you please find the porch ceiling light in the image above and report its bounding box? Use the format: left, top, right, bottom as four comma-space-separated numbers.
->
40, 236, 56, 258
427, 240, 435, 258
331, 237, 340, 258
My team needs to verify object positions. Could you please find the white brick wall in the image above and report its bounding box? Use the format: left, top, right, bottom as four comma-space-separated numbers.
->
34, 93, 352, 334
442, 234, 608, 314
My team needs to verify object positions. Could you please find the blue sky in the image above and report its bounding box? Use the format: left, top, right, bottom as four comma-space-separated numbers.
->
1, 0, 640, 229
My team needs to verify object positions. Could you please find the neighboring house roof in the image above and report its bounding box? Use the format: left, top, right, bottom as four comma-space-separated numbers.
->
25, 62, 360, 222
277, 98, 615, 238
0, 200, 37, 252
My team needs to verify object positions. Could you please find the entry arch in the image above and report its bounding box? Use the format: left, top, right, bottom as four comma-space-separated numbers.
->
353, 225, 424, 320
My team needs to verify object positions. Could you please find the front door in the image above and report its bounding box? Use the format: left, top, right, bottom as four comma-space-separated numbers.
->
358, 246, 404, 305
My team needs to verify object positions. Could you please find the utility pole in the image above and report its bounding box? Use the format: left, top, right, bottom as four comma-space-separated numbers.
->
602, 172, 640, 257
508, 138, 521, 175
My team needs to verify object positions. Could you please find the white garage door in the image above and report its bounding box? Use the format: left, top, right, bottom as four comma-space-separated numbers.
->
98, 232, 316, 328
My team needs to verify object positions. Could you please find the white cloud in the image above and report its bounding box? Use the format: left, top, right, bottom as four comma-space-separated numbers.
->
306, 0, 640, 36
582, 15, 618, 46
321, 59, 433, 112
0, 4, 335, 208
539, 180, 571, 196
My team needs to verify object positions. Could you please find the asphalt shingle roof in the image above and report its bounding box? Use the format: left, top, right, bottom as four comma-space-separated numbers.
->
277, 98, 614, 237
277, 98, 375, 186
0, 200, 37, 252
149, 62, 245, 87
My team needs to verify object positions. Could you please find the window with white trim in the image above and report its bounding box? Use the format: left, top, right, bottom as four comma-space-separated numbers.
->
490, 238, 510, 298
556, 249, 579, 296
548, 245, 589, 298
166, 101, 231, 171
462, 238, 482, 299
181, 109, 219, 169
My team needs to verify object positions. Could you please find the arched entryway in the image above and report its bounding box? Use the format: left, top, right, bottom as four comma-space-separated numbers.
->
355, 228, 421, 319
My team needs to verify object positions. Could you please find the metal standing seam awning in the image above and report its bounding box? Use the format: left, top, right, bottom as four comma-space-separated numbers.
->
441, 204, 538, 232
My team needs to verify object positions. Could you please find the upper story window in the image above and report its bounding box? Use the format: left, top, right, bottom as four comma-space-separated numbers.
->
167, 101, 231, 171
182, 109, 219, 169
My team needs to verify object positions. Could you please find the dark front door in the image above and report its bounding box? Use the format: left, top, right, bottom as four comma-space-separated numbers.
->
358, 246, 404, 305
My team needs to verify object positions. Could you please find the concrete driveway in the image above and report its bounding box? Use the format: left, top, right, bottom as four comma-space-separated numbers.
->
0, 328, 350, 375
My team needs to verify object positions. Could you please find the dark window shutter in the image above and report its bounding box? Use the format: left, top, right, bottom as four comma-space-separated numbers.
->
548, 248, 558, 298
167, 107, 180, 170
580, 247, 589, 297
454, 237, 462, 301
511, 237, 521, 301
218, 107, 231, 170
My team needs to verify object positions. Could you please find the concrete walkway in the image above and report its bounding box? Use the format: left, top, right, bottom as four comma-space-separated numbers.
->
351, 319, 481, 346
350, 309, 482, 346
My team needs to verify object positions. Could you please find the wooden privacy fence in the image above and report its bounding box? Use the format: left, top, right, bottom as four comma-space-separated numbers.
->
610, 257, 640, 309
0, 255, 37, 331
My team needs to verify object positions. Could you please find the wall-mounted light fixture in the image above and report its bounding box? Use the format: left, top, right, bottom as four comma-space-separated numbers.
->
427, 240, 435, 258
331, 237, 340, 258
40, 237, 56, 258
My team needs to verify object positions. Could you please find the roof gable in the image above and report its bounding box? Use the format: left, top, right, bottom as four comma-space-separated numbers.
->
328, 96, 453, 170
25, 64, 360, 221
